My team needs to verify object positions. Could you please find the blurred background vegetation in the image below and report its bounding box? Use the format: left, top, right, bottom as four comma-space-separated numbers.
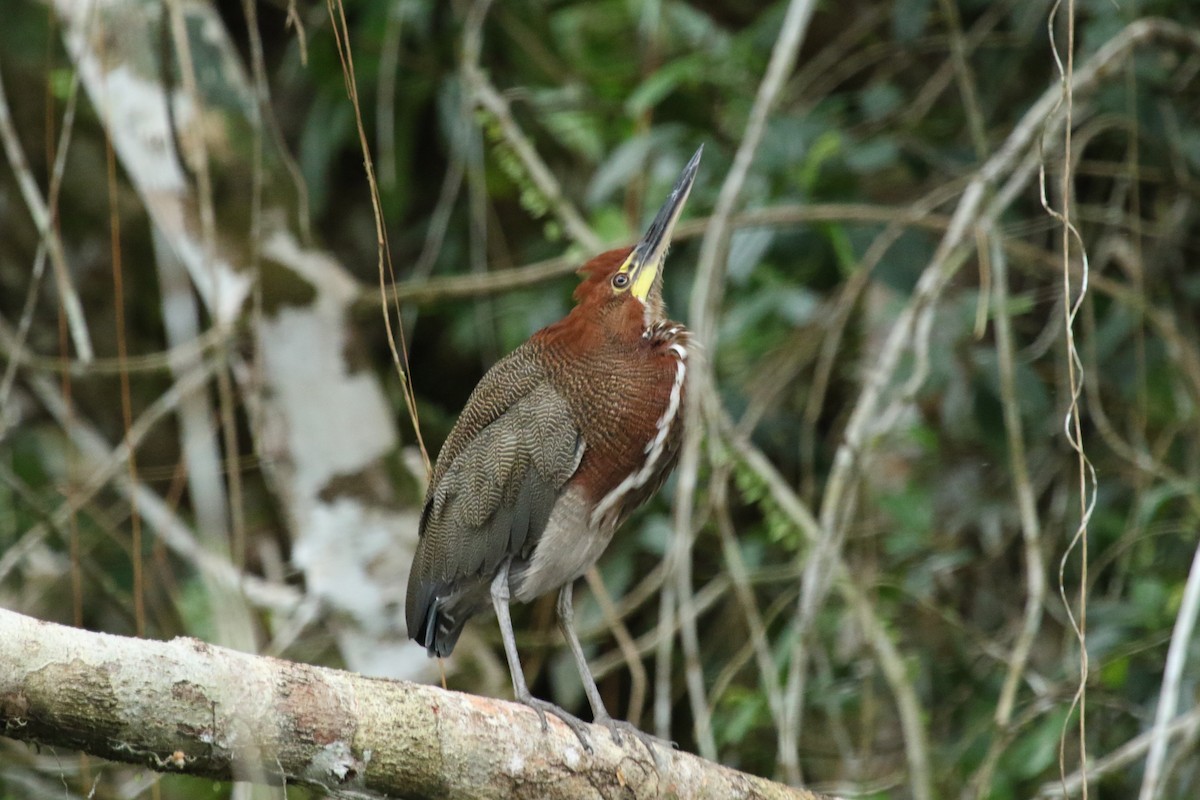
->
2, 0, 1200, 798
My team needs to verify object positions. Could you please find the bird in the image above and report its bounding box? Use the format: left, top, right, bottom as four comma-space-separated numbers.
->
405, 146, 702, 753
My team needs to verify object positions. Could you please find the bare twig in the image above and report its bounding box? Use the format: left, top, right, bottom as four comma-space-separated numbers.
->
327, 0, 431, 472
786, 177, 968, 773
0, 48, 83, 410
461, 0, 501, 365
591, 563, 840, 682
1139, 541, 1200, 800
466, 75, 602, 253
1040, 2, 1095, 794
790, 20, 1199, 795
819, 15, 1200, 557
0, 315, 299, 614
1037, 706, 1200, 798
0, 60, 93, 362
152, 228, 260, 657
724, 424, 932, 799
376, 3, 405, 190
362, 202, 965, 308
0, 328, 224, 377
671, 0, 819, 759
934, 0, 992, 157
410, 157, 466, 287
712, 471, 796, 782
686, 0, 820, 346
582, 568, 649, 725
901, 0, 1020, 128
965, 234, 1048, 800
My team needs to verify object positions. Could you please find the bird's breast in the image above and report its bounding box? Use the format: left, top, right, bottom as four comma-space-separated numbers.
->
561, 323, 690, 531
512, 485, 608, 601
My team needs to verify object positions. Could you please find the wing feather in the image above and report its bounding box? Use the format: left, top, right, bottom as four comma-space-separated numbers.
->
405, 343, 583, 655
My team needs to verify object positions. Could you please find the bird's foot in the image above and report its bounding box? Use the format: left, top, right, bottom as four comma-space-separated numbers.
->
594, 714, 675, 758
520, 695, 594, 753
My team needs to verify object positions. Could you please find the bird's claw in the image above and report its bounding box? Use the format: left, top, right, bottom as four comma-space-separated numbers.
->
518, 696, 672, 760
594, 715, 674, 758
520, 696, 594, 753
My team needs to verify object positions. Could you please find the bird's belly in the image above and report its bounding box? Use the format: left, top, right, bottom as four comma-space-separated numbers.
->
512, 486, 612, 603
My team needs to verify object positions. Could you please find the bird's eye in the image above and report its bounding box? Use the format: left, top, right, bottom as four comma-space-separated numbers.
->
611, 273, 630, 290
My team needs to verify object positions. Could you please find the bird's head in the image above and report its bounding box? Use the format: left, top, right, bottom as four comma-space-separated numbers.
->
569, 146, 702, 337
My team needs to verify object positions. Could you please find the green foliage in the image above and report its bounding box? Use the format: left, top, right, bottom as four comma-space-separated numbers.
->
732, 453, 803, 551
715, 685, 771, 748
3, 0, 1200, 797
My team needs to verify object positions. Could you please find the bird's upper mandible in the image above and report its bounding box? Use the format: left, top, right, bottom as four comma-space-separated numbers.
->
566, 145, 703, 335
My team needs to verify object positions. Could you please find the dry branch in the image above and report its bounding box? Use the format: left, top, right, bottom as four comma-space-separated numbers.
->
0, 609, 828, 800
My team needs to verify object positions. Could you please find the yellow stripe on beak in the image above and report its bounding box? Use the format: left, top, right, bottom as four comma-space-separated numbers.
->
619, 145, 703, 302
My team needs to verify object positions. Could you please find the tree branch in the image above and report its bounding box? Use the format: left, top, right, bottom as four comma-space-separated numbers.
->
0, 609, 828, 800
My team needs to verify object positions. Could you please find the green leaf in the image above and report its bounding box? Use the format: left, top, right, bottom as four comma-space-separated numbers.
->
845, 137, 900, 172
1006, 709, 1070, 779
821, 223, 857, 278
859, 84, 904, 122
796, 129, 841, 192
625, 55, 705, 116
542, 109, 605, 161
893, 0, 933, 41
1101, 655, 1130, 690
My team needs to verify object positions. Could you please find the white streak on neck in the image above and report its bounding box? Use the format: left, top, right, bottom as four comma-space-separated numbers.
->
589, 330, 688, 528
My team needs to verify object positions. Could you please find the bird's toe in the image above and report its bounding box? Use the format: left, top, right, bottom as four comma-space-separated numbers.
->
594, 715, 673, 758
521, 697, 594, 753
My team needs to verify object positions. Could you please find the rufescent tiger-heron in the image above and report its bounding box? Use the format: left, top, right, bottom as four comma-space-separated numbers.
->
406, 146, 703, 753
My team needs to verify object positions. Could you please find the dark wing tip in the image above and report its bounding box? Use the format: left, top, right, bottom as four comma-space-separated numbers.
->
406, 576, 466, 658
421, 598, 466, 658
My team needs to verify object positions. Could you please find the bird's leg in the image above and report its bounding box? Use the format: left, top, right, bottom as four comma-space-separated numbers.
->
489, 562, 593, 752
556, 582, 672, 757
555, 582, 610, 719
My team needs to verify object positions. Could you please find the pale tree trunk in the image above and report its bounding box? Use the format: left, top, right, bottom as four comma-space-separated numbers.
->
0, 609, 830, 800
46, 0, 428, 679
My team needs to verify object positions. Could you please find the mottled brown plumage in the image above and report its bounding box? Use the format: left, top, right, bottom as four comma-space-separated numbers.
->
405, 147, 702, 752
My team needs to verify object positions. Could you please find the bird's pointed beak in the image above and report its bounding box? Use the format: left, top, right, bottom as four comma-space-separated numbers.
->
621, 145, 703, 303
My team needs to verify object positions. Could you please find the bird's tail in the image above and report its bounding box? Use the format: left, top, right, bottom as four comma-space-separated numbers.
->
413, 597, 467, 658
407, 575, 492, 658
